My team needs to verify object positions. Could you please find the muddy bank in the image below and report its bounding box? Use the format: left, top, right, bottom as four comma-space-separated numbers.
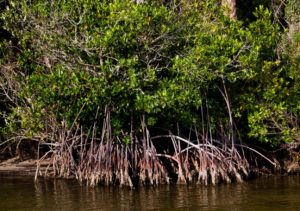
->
0, 157, 51, 177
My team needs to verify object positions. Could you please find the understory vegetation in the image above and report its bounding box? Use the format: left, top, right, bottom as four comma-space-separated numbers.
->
0, 0, 299, 186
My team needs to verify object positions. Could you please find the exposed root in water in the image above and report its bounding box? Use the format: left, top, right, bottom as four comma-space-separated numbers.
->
152, 134, 249, 185
35, 109, 277, 187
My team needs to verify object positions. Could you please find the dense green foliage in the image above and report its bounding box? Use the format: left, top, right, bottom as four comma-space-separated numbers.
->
0, 0, 299, 146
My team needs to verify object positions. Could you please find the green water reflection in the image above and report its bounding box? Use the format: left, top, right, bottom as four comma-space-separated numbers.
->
0, 175, 300, 210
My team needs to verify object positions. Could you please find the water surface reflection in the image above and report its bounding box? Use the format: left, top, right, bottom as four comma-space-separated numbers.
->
1, 175, 300, 210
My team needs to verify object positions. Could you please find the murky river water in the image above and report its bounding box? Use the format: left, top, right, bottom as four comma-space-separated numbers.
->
0, 175, 300, 210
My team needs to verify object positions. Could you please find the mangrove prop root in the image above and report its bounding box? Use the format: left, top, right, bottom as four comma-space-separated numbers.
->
35, 112, 274, 187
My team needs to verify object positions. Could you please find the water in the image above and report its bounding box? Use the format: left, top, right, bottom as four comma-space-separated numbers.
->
1, 175, 300, 210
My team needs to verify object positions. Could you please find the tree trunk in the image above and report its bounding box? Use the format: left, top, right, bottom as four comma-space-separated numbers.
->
222, 0, 237, 19
285, 0, 300, 58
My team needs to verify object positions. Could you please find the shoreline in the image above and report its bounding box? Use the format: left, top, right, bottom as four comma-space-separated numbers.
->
1, 155, 299, 183
0, 157, 51, 177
